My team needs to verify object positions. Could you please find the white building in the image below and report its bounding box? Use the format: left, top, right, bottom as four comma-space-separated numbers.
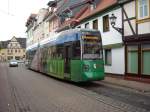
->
76, 0, 125, 75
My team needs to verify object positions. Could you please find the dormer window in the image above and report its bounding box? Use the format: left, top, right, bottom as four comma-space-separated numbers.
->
85, 22, 90, 29
90, 3, 96, 10
138, 0, 149, 19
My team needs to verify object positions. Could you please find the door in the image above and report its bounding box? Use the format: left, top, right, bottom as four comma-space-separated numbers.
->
64, 44, 72, 78
127, 45, 138, 74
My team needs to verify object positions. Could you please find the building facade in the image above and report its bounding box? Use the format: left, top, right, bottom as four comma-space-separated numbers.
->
26, 0, 90, 48
0, 36, 26, 61
75, 0, 125, 75
26, 0, 150, 81
120, 0, 150, 79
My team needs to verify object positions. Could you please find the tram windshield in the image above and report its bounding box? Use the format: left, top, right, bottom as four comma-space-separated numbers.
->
82, 35, 102, 59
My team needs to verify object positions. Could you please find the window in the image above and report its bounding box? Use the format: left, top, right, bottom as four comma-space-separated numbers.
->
73, 41, 81, 59
93, 19, 98, 30
105, 49, 112, 65
77, 26, 81, 28
15, 49, 17, 53
138, 0, 149, 19
85, 22, 89, 29
7, 56, 13, 60
56, 45, 63, 59
103, 15, 109, 32
127, 46, 138, 74
15, 56, 20, 60
141, 44, 150, 75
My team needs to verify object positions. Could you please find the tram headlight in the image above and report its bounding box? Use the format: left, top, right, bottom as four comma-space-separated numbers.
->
83, 64, 90, 71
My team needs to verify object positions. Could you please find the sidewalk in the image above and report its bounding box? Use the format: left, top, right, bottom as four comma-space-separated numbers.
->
102, 76, 150, 93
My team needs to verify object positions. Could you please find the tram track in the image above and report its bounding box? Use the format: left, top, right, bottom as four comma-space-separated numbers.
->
76, 81, 150, 112
2, 62, 150, 112
6, 65, 32, 112
28, 69, 150, 112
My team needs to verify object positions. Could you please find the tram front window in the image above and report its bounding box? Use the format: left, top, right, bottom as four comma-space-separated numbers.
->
82, 37, 102, 59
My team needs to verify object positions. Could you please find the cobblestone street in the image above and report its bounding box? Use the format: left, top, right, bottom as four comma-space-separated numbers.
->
0, 63, 150, 112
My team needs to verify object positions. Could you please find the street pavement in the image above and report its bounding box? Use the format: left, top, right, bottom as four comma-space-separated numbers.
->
0, 63, 150, 112
102, 76, 150, 92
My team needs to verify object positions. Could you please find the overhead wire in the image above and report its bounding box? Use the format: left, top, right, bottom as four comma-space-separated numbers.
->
0, 0, 14, 16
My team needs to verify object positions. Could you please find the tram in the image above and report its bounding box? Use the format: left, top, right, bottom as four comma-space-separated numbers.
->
26, 29, 104, 82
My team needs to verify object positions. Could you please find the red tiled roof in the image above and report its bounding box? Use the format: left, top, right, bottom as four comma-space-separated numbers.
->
56, 0, 118, 31
57, 5, 89, 30
78, 0, 117, 22
26, 14, 37, 26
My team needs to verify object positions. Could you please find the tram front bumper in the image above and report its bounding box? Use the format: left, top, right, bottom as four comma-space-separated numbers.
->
82, 72, 105, 81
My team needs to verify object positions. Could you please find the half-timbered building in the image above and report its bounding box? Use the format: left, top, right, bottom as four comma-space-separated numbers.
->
120, 0, 150, 80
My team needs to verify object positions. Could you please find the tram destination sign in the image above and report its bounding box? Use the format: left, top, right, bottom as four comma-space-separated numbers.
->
82, 36, 99, 40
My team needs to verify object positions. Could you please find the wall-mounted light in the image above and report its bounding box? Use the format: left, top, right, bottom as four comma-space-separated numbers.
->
109, 14, 123, 34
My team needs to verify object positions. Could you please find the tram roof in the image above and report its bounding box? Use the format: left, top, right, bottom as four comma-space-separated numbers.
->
26, 28, 100, 50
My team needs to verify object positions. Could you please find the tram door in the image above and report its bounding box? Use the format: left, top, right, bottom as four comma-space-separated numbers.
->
64, 44, 72, 79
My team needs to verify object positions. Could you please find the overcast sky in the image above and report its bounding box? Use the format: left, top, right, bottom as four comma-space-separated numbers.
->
0, 0, 50, 41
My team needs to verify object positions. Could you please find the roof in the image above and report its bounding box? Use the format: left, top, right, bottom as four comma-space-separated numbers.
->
77, 0, 118, 22
26, 14, 37, 27
27, 28, 100, 50
0, 38, 26, 49
46, 0, 86, 22
54, 0, 91, 32
16, 38, 26, 48
0, 41, 9, 49
56, 0, 118, 32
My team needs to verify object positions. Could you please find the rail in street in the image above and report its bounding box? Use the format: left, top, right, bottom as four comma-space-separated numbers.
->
0, 63, 150, 112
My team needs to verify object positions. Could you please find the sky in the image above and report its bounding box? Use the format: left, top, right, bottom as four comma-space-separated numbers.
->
0, 0, 50, 41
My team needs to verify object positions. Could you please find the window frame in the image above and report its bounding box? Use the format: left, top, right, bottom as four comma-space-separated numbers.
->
137, 0, 150, 20
93, 19, 98, 30
103, 15, 110, 32
105, 49, 112, 66
85, 22, 90, 29
141, 44, 150, 75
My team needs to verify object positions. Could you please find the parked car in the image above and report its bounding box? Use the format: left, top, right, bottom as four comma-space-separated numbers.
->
9, 59, 18, 67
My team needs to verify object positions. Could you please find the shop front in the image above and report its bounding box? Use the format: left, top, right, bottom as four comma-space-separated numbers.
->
125, 35, 150, 82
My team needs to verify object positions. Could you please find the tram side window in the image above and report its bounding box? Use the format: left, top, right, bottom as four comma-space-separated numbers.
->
51, 46, 56, 59
43, 47, 48, 61
73, 41, 81, 59
56, 45, 63, 59
48, 47, 52, 58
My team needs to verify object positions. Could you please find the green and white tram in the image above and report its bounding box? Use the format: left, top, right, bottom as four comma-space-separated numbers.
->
26, 29, 104, 82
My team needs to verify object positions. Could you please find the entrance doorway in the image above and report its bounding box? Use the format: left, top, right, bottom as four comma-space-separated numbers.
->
64, 44, 72, 79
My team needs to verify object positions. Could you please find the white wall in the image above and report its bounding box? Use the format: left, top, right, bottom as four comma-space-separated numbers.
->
123, 1, 150, 36
99, 8, 122, 45
105, 47, 125, 74
26, 28, 34, 48
77, 8, 122, 46
37, 8, 48, 24
138, 22, 150, 34
44, 21, 50, 39
123, 1, 136, 36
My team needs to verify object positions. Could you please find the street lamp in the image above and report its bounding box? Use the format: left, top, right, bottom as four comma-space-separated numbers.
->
109, 14, 123, 34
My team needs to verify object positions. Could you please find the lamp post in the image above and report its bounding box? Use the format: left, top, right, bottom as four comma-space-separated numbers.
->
109, 14, 123, 34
